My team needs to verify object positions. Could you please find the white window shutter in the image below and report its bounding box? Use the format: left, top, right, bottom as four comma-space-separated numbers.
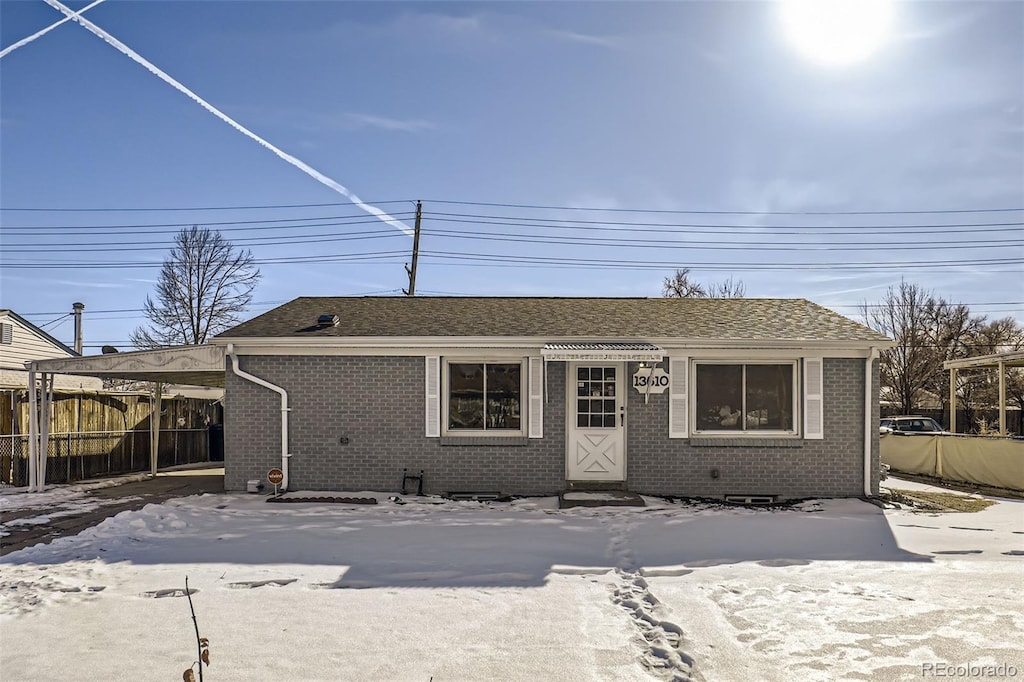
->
803, 357, 824, 440
425, 356, 440, 438
528, 357, 544, 438
668, 357, 689, 438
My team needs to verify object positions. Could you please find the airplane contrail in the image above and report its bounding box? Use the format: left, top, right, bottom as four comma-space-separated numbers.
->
41, 0, 414, 237
0, 0, 105, 60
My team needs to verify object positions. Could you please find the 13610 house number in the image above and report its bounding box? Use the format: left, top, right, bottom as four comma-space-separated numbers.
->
632, 368, 669, 393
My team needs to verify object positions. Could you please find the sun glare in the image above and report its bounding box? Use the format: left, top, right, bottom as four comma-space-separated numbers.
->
781, 0, 894, 67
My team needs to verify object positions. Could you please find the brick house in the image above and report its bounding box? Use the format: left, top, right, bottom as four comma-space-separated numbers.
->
212, 296, 891, 501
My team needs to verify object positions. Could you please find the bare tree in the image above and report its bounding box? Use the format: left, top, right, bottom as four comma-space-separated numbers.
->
662, 268, 746, 298
962, 317, 1024, 429
705, 276, 746, 298
861, 281, 943, 414
921, 298, 982, 415
130, 226, 260, 348
862, 281, 985, 418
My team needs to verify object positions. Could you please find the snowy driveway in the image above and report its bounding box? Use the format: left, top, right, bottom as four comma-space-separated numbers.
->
0, 468, 224, 555
0, 484, 1021, 681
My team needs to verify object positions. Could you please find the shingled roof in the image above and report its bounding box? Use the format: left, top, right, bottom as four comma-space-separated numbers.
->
216, 297, 890, 343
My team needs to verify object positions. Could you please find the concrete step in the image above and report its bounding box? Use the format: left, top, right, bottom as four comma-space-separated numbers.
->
564, 480, 628, 491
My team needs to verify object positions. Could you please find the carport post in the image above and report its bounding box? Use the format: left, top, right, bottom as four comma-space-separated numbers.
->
949, 368, 957, 434
150, 382, 162, 477
998, 360, 1006, 435
27, 368, 38, 491
38, 373, 52, 490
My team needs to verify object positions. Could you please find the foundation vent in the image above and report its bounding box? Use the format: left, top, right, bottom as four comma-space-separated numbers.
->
724, 495, 776, 506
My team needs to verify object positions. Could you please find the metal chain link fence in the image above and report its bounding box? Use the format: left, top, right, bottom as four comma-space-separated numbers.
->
0, 429, 213, 487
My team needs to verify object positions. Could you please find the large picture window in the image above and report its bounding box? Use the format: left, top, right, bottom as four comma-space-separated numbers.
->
694, 363, 795, 433
447, 362, 523, 432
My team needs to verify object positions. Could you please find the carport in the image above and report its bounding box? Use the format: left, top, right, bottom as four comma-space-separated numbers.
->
23, 345, 225, 491
944, 350, 1024, 435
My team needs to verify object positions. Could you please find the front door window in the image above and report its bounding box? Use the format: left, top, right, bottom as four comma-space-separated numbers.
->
576, 366, 617, 428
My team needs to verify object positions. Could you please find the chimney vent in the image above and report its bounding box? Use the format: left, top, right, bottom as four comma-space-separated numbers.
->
317, 314, 340, 327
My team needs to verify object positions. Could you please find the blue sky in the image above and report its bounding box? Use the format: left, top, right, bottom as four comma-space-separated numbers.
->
1, 0, 1022, 351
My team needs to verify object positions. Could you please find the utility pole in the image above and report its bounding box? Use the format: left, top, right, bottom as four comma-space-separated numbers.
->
72, 302, 85, 354
403, 200, 423, 296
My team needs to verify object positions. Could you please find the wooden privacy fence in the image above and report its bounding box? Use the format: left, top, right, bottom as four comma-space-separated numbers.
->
881, 433, 1024, 491
1, 390, 222, 486
1, 390, 220, 436
0, 428, 217, 486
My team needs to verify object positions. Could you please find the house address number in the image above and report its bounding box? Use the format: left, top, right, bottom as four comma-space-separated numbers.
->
632, 368, 669, 393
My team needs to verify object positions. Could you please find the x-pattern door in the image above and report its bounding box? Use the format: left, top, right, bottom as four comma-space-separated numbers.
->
567, 364, 625, 480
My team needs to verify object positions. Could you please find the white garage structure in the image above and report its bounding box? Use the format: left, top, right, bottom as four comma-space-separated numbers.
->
944, 350, 1024, 435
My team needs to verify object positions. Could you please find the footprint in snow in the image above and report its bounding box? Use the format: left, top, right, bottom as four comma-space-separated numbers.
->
226, 579, 298, 589
142, 587, 198, 598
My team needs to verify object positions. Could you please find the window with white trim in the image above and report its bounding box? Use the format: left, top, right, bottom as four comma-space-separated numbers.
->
693, 362, 797, 433
445, 360, 524, 434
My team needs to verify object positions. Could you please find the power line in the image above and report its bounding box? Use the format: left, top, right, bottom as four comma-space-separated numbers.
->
420, 231, 1022, 252
17, 300, 293, 317
3, 230, 408, 252
0, 200, 415, 213
3, 249, 1021, 270
5, 199, 1019, 216
425, 212, 1024, 232
0, 250, 410, 268
5, 214, 1021, 252
4, 212, 1019, 235
415, 250, 1024, 271
423, 199, 1024, 216
5, 231, 1019, 254
36, 313, 71, 330
0, 213, 415, 233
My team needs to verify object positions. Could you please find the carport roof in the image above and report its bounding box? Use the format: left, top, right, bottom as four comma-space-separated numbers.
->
24, 345, 225, 388
943, 350, 1024, 370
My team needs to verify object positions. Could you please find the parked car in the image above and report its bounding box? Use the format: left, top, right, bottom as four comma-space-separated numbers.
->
879, 415, 947, 435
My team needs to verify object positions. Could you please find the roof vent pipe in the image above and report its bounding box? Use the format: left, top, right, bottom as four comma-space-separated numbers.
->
226, 343, 291, 492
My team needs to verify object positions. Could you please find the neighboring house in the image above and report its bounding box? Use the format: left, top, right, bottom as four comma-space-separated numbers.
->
212, 297, 892, 501
0, 309, 102, 392
880, 386, 943, 411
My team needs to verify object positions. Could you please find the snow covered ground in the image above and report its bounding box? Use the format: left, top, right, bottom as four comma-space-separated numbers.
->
1, 480, 1021, 681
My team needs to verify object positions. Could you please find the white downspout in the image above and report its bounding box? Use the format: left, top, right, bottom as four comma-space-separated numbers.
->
226, 343, 291, 492
864, 347, 880, 497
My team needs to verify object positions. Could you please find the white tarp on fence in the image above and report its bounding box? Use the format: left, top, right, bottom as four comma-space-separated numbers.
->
881, 434, 1024, 491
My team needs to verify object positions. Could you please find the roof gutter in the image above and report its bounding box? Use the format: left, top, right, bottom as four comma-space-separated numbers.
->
864, 346, 880, 497
226, 343, 290, 492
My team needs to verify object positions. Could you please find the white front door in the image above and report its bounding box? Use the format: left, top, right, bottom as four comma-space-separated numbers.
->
566, 363, 625, 481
